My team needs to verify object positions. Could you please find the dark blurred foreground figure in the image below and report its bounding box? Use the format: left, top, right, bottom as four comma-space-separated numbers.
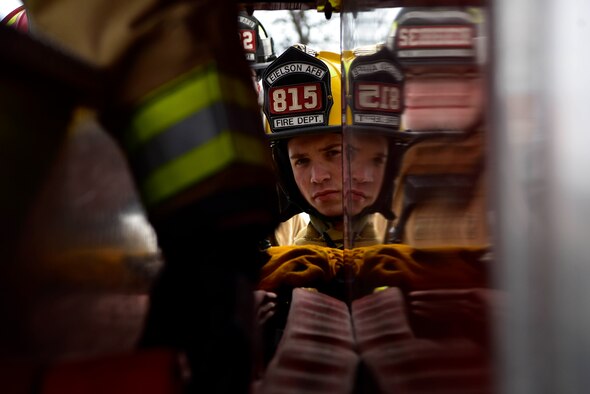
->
17, 0, 280, 392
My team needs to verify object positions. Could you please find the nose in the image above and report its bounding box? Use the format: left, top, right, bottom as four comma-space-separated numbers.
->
351, 165, 374, 183
310, 163, 331, 184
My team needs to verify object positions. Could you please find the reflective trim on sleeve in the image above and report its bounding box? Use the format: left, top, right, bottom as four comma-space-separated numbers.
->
123, 64, 258, 152
131, 101, 261, 181
121, 63, 270, 208
5, 14, 18, 25
140, 130, 268, 207
2, 7, 25, 26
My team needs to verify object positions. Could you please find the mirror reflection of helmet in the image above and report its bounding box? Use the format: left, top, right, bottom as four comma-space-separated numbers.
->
387, 7, 485, 132
262, 44, 404, 222
344, 45, 406, 221
238, 12, 276, 76
387, 7, 480, 68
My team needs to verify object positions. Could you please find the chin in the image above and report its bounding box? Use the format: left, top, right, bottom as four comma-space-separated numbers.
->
319, 210, 344, 218
347, 202, 373, 217
315, 204, 343, 218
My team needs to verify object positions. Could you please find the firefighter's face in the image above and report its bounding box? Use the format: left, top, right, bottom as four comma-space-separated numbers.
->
288, 133, 387, 217
344, 133, 388, 216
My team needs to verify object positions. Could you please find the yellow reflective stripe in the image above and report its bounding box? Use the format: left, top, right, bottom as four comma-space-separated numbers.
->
141, 130, 267, 207
125, 64, 257, 151
6, 13, 19, 26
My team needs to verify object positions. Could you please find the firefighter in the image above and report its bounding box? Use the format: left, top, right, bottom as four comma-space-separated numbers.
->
238, 11, 277, 110
23, 1, 280, 392
238, 11, 276, 78
262, 44, 404, 249
385, 6, 490, 247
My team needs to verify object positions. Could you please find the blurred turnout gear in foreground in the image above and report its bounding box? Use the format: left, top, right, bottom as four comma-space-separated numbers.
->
22, 0, 280, 392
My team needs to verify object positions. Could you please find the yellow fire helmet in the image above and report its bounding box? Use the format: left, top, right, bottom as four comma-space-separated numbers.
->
262, 44, 340, 139
261, 44, 405, 222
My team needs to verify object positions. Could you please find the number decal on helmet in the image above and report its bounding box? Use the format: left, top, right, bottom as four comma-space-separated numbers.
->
348, 47, 404, 128
239, 29, 256, 51
269, 83, 322, 114
262, 46, 334, 135
356, 82, 401, 112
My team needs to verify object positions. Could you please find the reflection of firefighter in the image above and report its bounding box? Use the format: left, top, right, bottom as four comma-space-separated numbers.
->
23, 0, 279, 392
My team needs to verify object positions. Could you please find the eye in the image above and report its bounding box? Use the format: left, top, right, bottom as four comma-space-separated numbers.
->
293, 157, 309, 167
326, 148, 342, 159
373, 155, 387, 166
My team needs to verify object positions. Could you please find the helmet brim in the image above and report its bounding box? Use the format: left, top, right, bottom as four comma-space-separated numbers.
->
250, 60, 276, 70
266, 125, 341, 141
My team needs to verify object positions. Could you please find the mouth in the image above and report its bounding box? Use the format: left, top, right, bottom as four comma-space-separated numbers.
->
347, 190, 368, 200
312, 190, 340, 201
